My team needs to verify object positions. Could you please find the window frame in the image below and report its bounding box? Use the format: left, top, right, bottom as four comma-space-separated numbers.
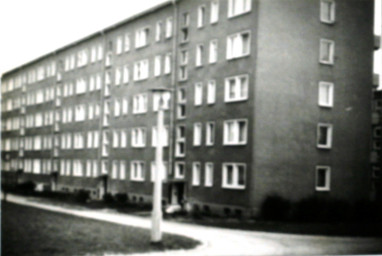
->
223, 119, 248, 145
315, 166, 331, 191
192, 162, 201, 186
319, 39, 335, 65
318, 81, 334, 107
222, 163, 246, 189
320, 0, 335, 24
317, 123, 333, 149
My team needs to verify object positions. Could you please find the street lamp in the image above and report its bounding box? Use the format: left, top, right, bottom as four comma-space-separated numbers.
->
150, 87, 171, 244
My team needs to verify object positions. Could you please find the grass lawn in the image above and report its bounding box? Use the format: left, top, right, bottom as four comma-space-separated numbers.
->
2, 202, 199, 256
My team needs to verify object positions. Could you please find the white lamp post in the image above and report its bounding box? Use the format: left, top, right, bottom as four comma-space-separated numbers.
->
150, 88, 170, 243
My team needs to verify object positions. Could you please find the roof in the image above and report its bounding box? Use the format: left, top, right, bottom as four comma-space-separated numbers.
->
2, 0, 172, 78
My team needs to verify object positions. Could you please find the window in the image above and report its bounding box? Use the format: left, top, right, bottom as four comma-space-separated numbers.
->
76, 78, 86, 94
228, 0, 251, 17
154, 56, 161, 77
227, 31, 250, 59
317, 123, 333, 148
152, 126, 169, 147
135, 27, 149, 48
116, 36, 123, 55
114, 99, 121, 117
134, 59, 149, 81
316, 166, 331, 191
205, 162, 214, 187
105, 52, 112, 67
91, 46, 97, 63
124, 33, 130, 52
193, 123, 202, 146
194, 83, 203, 106
210, 0, 219, 23
225, 74, 248, 102
133, 94, 147, 114
121, 130, 127, 148
75, 105, 85, 122
175, 162, 185, 179
35, 113, 43, 127
206, 122, 215, 146
115, 68, 121, 86
102, 131, 109, 156
164, 53, 171, 74
131, 161, 145, 181
87, 131, 93, 148
120, 161, 126, 180
180, 12, 190, 42
197, 5, 206, 28
94, 131, 99, 148
89, 75, 95, 91
113, 130, 119, 148
122, 98, 128, 115
74, 133, 84, 149
196, 44, 204, 67
97, 44, 103, 61
96, 74, 102, 90
153, 92, 170, 111
77, 49, 88, 67
156, 21, 162, 42
165, 17, 173, 38
73, 160, 83, 176
123, 65, 129, 84
209, 40, 218, 63
101, 160, 108, 174
318, 81, 334, 107
131, 127, 146, 147
180, 50, 189, 65
175, 125, 186, 157
151, 162, 167, 182
320, 0, 335, 24
177, 104, 186, 119
179, 66, 188, 81
181, 27, 189, 43
207, 80, 216, 104
192, 162, 201, 186
112, 161, 119, 179
224, 119, 247, 145
319, 39, 335, 65
222, 163, 246, 189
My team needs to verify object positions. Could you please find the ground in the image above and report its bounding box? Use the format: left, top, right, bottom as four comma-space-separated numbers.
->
1, 202, 199, 256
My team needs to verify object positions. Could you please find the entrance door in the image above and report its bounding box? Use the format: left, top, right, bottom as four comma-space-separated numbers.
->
170, 183, 184, 205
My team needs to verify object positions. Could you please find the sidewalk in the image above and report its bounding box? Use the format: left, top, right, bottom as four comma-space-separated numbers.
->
4, 193, 382, 256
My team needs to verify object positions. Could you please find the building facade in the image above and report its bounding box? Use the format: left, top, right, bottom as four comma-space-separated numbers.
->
1, 0, 377, 216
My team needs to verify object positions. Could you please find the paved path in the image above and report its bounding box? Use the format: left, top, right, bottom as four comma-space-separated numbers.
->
3, 194, 382, 256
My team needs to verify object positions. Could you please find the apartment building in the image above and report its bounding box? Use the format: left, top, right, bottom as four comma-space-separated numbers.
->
1, 0, 377, 216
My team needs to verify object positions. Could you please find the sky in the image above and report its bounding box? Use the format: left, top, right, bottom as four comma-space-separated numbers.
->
0, 0, 380, 78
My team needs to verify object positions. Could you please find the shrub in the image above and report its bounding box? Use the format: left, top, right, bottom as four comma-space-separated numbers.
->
103, 193, 114, 204
353, 200, 382, 222
16, 181, 36, 195
74, 190, 90, 204
114, 193, 128, 204
294, 196, 352, 222
260, 195, 291, 221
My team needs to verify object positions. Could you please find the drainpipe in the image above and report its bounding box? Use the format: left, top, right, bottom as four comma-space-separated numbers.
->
168, 0, 178, 180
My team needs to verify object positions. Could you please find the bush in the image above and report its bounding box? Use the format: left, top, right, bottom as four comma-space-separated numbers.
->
16, 181, 36, 195
353, 200, 382, 222
114, 193, 128, 204
293, 196, 352, 222
260, 195, 291, 221
74, 190, 90, 204
103, 193, 114, 204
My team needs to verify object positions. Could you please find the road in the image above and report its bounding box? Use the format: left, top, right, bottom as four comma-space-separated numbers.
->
4, 194, 382, 255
